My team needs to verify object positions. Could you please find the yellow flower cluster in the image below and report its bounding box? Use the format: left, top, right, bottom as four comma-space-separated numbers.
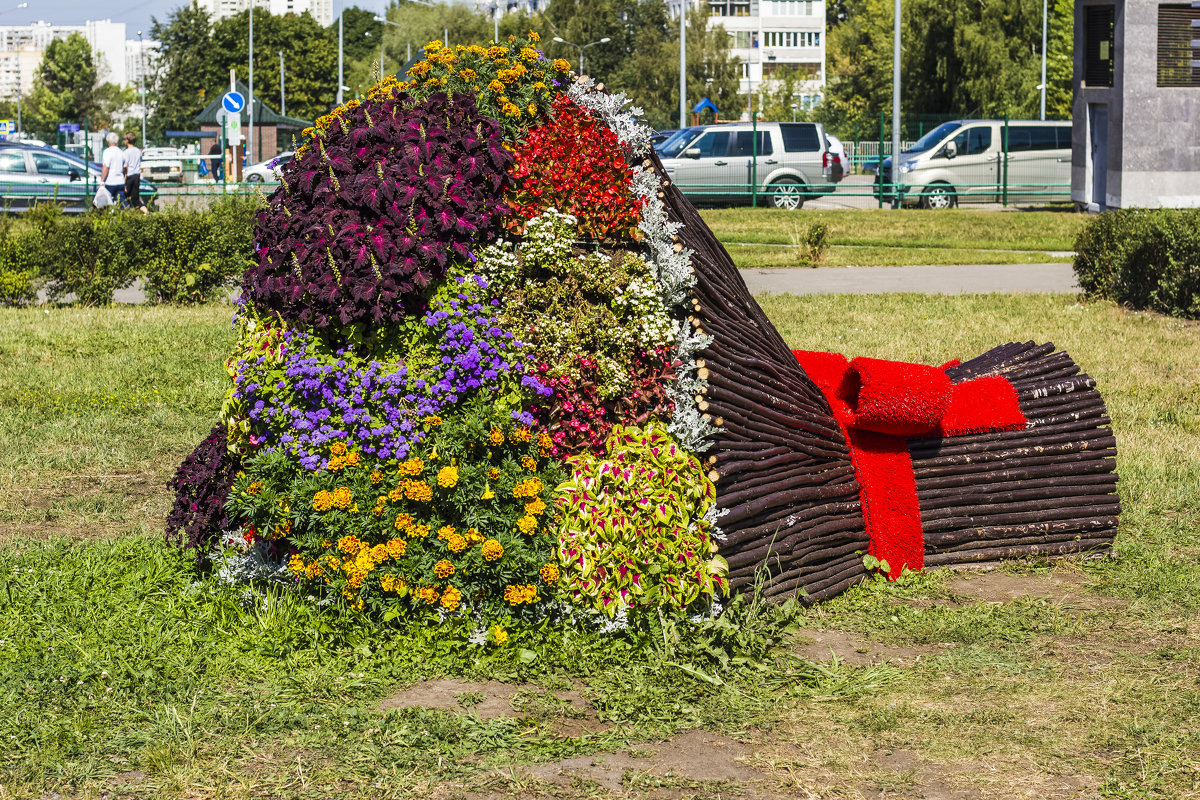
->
246, 480, 263, 495
379, 573, 408, 593
525, 497, 547, 516
312, 486, 353, 512
394, 512, 414, 531
540, 563, 560, 584
369, 470, 384, 484
481, 539, 504, 561
408, 523, 432, 539
386, 538, 407, 558
414, 585, 440, 605
511, 427, 533, 443
504, 584, 539, 605
434, 559, 455, 578
397, 458, 424, 476
488, 428, 504, 445
327, 451, 360, 472
512, 477, 544, 499
447, 533, 468, 553
517, 515, 537, 535
440, 585, 462, 610
521, 456, 538, 471
423, 415, 443, 426
399, 479, 433, 502
487, 467, 501, 480
436, 465, 459, 488
437, 525, 456, 540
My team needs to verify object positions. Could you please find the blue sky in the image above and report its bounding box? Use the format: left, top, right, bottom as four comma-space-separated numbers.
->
3, 1, 389, 36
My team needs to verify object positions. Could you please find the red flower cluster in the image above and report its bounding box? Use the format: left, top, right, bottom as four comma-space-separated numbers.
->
507, 94, 644, 241
532, 349, 677, 455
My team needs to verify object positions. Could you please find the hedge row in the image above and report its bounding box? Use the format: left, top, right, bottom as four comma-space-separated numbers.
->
1074, 208, 1200, 320
0, 198, 260, 306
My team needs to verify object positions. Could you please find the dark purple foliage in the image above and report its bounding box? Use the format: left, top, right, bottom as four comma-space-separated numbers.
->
166, 424, 240, 560
243, 91, 514, 332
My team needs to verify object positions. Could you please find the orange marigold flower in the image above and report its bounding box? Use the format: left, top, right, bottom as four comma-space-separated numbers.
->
408, 523, 432, 539
386, 538, 407, 558
458, 68, 477, 81
540, 563, 560, 584
511, 426, 532, 443
337, 535, 363, 554
394, 512, 414, 531
487, 79, 504, 93
330, 441, 348, 457
440, 585, 462, 611
436, 466, 458, 488
397, 458, 424, 476
552, 58, 571, 72
447, 533, 468, 553
369, 470, 384, 484
423, 415, 442, 426
517, 515, 537, 535
521, 456, 537, 471
487, 467, 500, 480
525, 498, 547, 516
434, 559, 455, 579
246, 480, 263, 495
437, 525, 456, 540
312, 490, 333, 512
481, 539, 504, 561
488, 428, 504, 445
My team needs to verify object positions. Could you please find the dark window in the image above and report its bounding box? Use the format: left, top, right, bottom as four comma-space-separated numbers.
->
1084, 5, 1115, 87
0, 152, 26, 173
779, 122, 820, 152
1007, 125, 1061, 151
729, 131, 773, 156
32, 152, 73, 175
691, 130, 730, 157
1056, 125, 1073, 148
1157, 4, 1200, 87
951, 126, 992, 155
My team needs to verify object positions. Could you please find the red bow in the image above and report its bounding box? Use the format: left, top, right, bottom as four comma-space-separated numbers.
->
793, 351, 1027, 579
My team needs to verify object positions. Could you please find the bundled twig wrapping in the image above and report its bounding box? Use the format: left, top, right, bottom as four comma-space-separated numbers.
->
648, 155, 1120, 603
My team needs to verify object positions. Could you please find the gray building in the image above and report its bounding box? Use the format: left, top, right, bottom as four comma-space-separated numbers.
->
1072, 0, 1200, 209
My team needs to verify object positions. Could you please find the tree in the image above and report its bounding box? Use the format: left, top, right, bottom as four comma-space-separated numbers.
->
23, 32, 132, 136
148, 1, 223, 139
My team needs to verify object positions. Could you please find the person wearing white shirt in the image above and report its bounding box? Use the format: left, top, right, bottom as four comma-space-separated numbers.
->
123, 132, 146, 213
99, 132, 126, 207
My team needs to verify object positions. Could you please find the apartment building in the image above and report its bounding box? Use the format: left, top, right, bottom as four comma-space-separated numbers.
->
0, 19, 131, 100
198, 0, 334, 26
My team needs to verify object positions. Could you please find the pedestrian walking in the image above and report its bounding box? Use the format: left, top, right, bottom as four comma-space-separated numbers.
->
123, 132, 147, 213
208, 141, 224, 182
100, 132, 126, 208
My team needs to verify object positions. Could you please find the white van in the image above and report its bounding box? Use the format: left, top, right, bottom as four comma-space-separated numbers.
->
876, 120, 1072, 208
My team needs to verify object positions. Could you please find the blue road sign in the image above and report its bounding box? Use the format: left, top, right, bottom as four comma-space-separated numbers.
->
222, 91, 246, 114
58, 123, 81, 133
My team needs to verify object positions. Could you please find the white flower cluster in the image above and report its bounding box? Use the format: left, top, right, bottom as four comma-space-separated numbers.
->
567, 77, 653, 157
519, 207, 578, 268
475, 241, 520, 289
611, 273, 676, 351
210, 532, 293, 586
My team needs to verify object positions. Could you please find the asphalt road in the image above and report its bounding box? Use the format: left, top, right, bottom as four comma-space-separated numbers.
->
740, 263, 1080, 295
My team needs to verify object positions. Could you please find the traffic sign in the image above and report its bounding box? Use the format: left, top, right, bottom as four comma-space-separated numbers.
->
222, 91, 246, 114
58, 123, 81, 133
0, 120, 13, 140
215, 107, 242, 145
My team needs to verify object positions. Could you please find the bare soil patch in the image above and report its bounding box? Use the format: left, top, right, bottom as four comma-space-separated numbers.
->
945, 570, 1120, 611
378, 679, 611, 735
792, 628, 943, 666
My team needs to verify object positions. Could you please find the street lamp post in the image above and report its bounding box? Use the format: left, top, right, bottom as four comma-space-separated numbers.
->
279, 51, 285, 117
6, 2, 28, 136
551, 35, 610, 75
679, 1, 686, 129
337, 3, 343, 106
249, 3, 255, 163
137, 30, 146, 146
1039, 0, 1048, 120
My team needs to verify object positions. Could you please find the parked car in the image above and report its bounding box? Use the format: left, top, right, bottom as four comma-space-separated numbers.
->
243, 151, 293, 183
649, 129, 677, 147
142, 147, 185, 183
874, 119, 1072, 208
657, 121, 833, 209
0, 142, 158, 212
825, 134, 849, 182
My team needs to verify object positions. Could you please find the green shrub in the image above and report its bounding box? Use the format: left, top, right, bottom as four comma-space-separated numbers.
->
137, 196, 258, 304
788, 221, 830, 267
1074, 209, 1200, 319
37, 210, 135, 306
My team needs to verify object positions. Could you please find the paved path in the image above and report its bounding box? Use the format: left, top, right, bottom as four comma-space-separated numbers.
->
739, 263, 1079, 295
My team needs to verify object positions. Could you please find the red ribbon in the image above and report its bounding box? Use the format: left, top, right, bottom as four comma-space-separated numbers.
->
793, 351, 1027, 580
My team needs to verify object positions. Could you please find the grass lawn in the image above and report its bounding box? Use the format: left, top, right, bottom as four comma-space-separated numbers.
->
701, 208, 1086, 268
2, 297, 1198, 799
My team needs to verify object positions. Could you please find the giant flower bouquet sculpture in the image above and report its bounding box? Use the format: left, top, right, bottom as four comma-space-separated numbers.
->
168, 34, 1120, 634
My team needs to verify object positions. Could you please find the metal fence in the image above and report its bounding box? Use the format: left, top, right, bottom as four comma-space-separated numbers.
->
663, 113, 1074, 211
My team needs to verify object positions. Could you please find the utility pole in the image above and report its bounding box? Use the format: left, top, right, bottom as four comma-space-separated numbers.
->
1039, 0, 1048, 120
679, 0, 686, 129
337, 3, 344, 106
279, 51, 285, 117
249, 3, 255, 163
15, 66, 19, 137
138, 31, 146, 145
891, 0, 901, 207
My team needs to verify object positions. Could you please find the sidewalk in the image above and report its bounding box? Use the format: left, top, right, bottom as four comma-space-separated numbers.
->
740, 263, 1080, 295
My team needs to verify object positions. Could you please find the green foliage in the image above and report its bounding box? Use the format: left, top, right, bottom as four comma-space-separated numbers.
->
554, 422, 728, 615
22, 33, 133, 137
788, 221, 830, 267
1073, 208, 1200, 319
36, 211, 136, 306
0, 213, 42, 306
134, 197, 258, 304
819, 0, 1074, 135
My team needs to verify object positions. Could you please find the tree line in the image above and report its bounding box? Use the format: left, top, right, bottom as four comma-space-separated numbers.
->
0, 0, 1074, 144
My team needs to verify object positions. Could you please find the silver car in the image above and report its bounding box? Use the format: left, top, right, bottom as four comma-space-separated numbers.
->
656, 122, 832, 209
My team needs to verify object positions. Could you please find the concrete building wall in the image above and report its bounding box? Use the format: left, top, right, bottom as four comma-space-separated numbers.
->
1073, 0, 1200, 209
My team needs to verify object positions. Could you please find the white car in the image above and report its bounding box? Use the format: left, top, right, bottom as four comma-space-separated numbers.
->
244, 151, 293, 183
143, 147, 184, 183
826, 134, 850, 182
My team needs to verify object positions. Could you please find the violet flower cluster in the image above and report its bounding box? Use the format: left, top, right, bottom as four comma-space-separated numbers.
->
231, 275, 550, 468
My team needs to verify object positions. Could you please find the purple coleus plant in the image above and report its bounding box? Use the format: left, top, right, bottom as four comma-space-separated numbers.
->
244, 91, 513, 333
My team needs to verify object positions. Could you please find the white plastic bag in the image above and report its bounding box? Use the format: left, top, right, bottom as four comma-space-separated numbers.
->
93, 185, 113, 208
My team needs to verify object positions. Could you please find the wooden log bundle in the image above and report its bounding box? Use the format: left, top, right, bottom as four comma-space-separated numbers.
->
647, 154, 1120, 603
